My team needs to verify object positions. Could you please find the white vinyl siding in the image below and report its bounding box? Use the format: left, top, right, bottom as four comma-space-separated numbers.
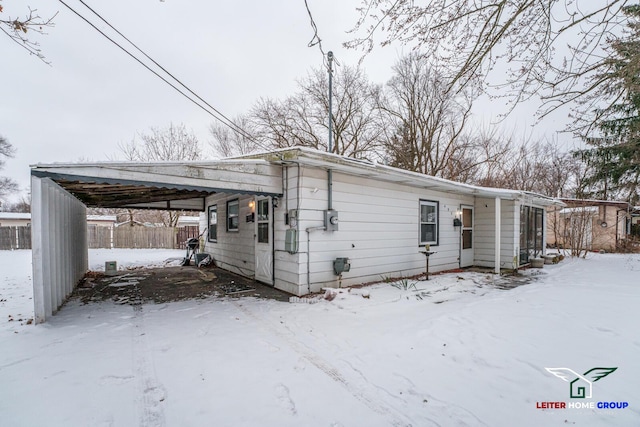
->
475, 198, 531, 269
203, 194, 255, 276
293, 168, 473, 293
201, 164, 538, 296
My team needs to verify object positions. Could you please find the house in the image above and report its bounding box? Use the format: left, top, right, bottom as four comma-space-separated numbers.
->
0, 213, 116, 251
0, 212, 32, 250
547, 198, 634, 252
632, 207, 640, 230
29, 147, 562, 322
87, 215, 117, 228
0, 212, 31, 227
177, 215, 200, 227
114, 219, 155, 228
0, 213, 116, 229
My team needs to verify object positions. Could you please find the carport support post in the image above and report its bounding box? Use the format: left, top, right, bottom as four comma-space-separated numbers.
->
495, 197, 501, 274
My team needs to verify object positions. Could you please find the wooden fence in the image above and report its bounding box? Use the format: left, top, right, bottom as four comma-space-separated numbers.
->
1, 225, 200, 250
0, 226, 32, 250
114, 226, 175, 249
88, 225, 112, 249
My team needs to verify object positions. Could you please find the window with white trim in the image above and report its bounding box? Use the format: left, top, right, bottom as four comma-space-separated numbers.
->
208, 205, 217, 242
227, 199, 239, 232
419, 200, 439, 245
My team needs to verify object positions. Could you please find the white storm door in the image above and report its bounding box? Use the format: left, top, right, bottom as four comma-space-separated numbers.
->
460, 205, 474, 267
255, 197, 274, 285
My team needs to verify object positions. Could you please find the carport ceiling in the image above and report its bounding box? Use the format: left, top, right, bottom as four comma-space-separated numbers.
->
31, 160, 283, 210
54, 178, 212, 210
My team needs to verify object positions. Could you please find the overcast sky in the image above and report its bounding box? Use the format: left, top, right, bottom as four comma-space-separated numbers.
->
1, 0, 572, 202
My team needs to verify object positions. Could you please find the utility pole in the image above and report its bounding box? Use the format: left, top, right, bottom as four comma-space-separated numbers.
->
327, 51, 334, 211
328, 51, 333, 154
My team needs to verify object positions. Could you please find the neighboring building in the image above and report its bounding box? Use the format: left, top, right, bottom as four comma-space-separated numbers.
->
633, 207, 640, 227
87, 215, 117, 227
1, 213, 116, 250
0, 213, 117, 229
114, 220, 154, 227
177, 215, 200, 227
547, 199, 634, 252
30, 147, 562, 322
0, 212, 31, 227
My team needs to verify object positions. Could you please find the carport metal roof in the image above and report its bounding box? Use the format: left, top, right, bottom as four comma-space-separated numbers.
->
30, 159, 283, 210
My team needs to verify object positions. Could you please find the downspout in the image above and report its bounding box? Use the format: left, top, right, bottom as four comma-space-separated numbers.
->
616, 209, 619, 248
272, 196, 276, 286
495, 197, 501, 274
288, 160, 306, 291
273, 162, 289, 286
283, 164, 289, 217
306, 226, 326, 294
615, 208, 627, 248
328, 170, 333, 210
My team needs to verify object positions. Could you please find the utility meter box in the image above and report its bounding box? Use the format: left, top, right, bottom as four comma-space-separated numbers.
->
105, 261, 118, 276
285, 229, 298, 254
333, 257, 351, 275
325, 210, 339, 231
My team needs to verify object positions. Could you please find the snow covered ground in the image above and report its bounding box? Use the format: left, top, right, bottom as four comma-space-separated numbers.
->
1, 249, 638, 426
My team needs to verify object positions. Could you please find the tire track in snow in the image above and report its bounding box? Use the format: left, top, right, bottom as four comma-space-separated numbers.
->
131, 286, 166, 427
0, 357, 32, 371
230, 301, 423, 427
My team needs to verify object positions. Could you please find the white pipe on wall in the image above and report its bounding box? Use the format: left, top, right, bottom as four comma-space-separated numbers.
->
495, 197, 501, 274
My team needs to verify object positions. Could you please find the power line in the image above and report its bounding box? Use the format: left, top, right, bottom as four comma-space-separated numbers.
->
74, 0, 254, 143
304, 0, 325, 56
303, 0, 340, 71
57, 0, 266, 149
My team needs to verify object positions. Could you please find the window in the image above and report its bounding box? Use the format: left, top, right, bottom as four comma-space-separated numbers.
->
227, 199, 239, 231
519, 205, 544, 264
420, 200, 439, 245
257, 199, 269, 243
462, 207, 473, 249
208, 205, 217, 242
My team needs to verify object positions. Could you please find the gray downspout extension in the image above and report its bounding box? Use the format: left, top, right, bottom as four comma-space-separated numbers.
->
272, 198, 276, 286
328, 169, 333, 211
306, 226, 326, 294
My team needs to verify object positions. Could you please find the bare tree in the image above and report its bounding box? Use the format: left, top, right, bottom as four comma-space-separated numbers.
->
548, 205, 593, 258
1, 2, 57, 63
301, 66, 383, 157
536, 140, 584, 198
209, 114, 260, 158
250, 65, 383, 159
3, 194, 31, 213
118, 122, 201, 162
451, 128, 586, 199
252, 96, 321, 149
378, 54, 481, 177
452, 125, 512, 184
347, 1, 630, 123
0, 135, 18, 199
117, 123, 202, 227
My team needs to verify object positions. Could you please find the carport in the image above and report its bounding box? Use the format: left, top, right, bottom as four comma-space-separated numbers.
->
30, 159, 283, 323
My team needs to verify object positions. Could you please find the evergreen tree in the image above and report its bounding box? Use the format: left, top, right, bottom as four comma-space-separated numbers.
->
577, 5, 640, 204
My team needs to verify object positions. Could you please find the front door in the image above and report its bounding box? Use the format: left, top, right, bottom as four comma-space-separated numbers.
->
254, 197, 274, 285
460, 205, 474, 267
